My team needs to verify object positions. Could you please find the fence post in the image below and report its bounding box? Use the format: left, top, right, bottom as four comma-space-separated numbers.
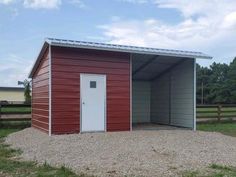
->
217, 105, 222, 122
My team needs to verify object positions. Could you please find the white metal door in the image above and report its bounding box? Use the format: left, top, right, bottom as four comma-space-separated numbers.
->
81, 74, 106, 132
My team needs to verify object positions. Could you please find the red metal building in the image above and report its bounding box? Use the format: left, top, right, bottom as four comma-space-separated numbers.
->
29, 38, 211, 135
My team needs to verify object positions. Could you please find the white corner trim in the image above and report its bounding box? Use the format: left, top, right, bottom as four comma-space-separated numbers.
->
130, 53, 132, 131
49, 45, 52, 136
193, 58, 196, 131
104, 75, 107, 132
79, 74, 82, 133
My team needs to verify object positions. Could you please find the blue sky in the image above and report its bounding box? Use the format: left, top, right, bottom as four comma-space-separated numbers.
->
1, 0, 236, 86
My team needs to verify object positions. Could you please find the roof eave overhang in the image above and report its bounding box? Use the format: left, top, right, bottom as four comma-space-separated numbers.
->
29, 39, 212, 78
49, 42, 213, 59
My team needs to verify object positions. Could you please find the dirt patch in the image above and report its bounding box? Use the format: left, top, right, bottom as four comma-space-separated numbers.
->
5, 128, 236, 177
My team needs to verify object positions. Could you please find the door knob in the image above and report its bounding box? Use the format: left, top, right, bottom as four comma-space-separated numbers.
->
82, 102, 85, 105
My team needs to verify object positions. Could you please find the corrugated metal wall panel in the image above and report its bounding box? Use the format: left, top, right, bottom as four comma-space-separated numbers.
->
170, 59, 194, 128
31, 47, 49, 133
150, 59, 194, 128
51, 46, 130, 134
132, 81, 151, 123
151, 73, 170, 124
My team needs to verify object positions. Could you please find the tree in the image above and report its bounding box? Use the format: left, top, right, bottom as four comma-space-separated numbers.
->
196, 59, 236, 104
207, 62, 230, 104
227, 57, 236, 103
23, 80, 31, 104
196, 63, 211, 104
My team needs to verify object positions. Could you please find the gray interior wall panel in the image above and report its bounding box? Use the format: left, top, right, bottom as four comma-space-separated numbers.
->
151, 73, 170, 124
132, 81, 151, 123
170, 59, 194, 128
150, 59, 194, 128
132, 58, 194, 128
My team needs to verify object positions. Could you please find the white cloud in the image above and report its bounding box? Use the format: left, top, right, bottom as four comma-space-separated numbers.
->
118, 0, 148, 4
222, 11, 236, 29
69, 0, 86, 8
99, 0, 236, 65
23, 0, 61, 9
0, 0, 86, 9
154, 0, 236, 18
0, 0, 14, 4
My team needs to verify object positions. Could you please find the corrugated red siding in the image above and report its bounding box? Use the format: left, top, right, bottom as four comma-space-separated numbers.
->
51, 46, 130, 134
32, 47, 49, 133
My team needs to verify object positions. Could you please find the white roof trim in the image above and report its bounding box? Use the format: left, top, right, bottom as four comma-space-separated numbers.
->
29, 38, 212, 78
47, 38, 212, 59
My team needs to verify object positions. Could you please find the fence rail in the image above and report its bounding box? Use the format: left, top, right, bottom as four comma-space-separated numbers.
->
0, 103, 31, 121
197, 104, 236, 121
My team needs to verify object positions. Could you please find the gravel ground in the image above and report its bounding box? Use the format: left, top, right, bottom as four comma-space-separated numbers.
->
5, 128, 236, 177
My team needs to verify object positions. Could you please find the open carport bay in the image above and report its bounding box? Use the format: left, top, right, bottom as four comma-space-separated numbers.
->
131, 54, 195, 130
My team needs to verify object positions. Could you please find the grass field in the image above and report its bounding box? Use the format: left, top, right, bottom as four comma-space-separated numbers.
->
0, 122, 90, 177
197, 121, 236, 137
183, 164, 236, 177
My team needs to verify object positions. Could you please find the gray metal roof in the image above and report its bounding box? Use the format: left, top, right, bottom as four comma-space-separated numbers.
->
29, 37, 212, 78
46, 38, 212, 59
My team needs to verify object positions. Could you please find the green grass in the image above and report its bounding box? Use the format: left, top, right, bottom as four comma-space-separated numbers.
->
0, 128, 22, 139
0, 121, 30, 138
197, 121, 236, 137
0, 121, 31, 132
0, 124, 91, 177
1, 107, 31, 113
182, 164, 236, 177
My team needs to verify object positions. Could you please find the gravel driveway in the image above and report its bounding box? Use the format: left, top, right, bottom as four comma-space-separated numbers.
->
5, 128, 236, 177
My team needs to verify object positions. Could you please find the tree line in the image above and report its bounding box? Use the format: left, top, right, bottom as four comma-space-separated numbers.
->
197, 57, 236, 104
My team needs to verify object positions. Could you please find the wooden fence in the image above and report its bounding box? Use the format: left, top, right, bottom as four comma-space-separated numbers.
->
197, 104, 236, 121
1, 102, 236, 122
0, 103, 31, 121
